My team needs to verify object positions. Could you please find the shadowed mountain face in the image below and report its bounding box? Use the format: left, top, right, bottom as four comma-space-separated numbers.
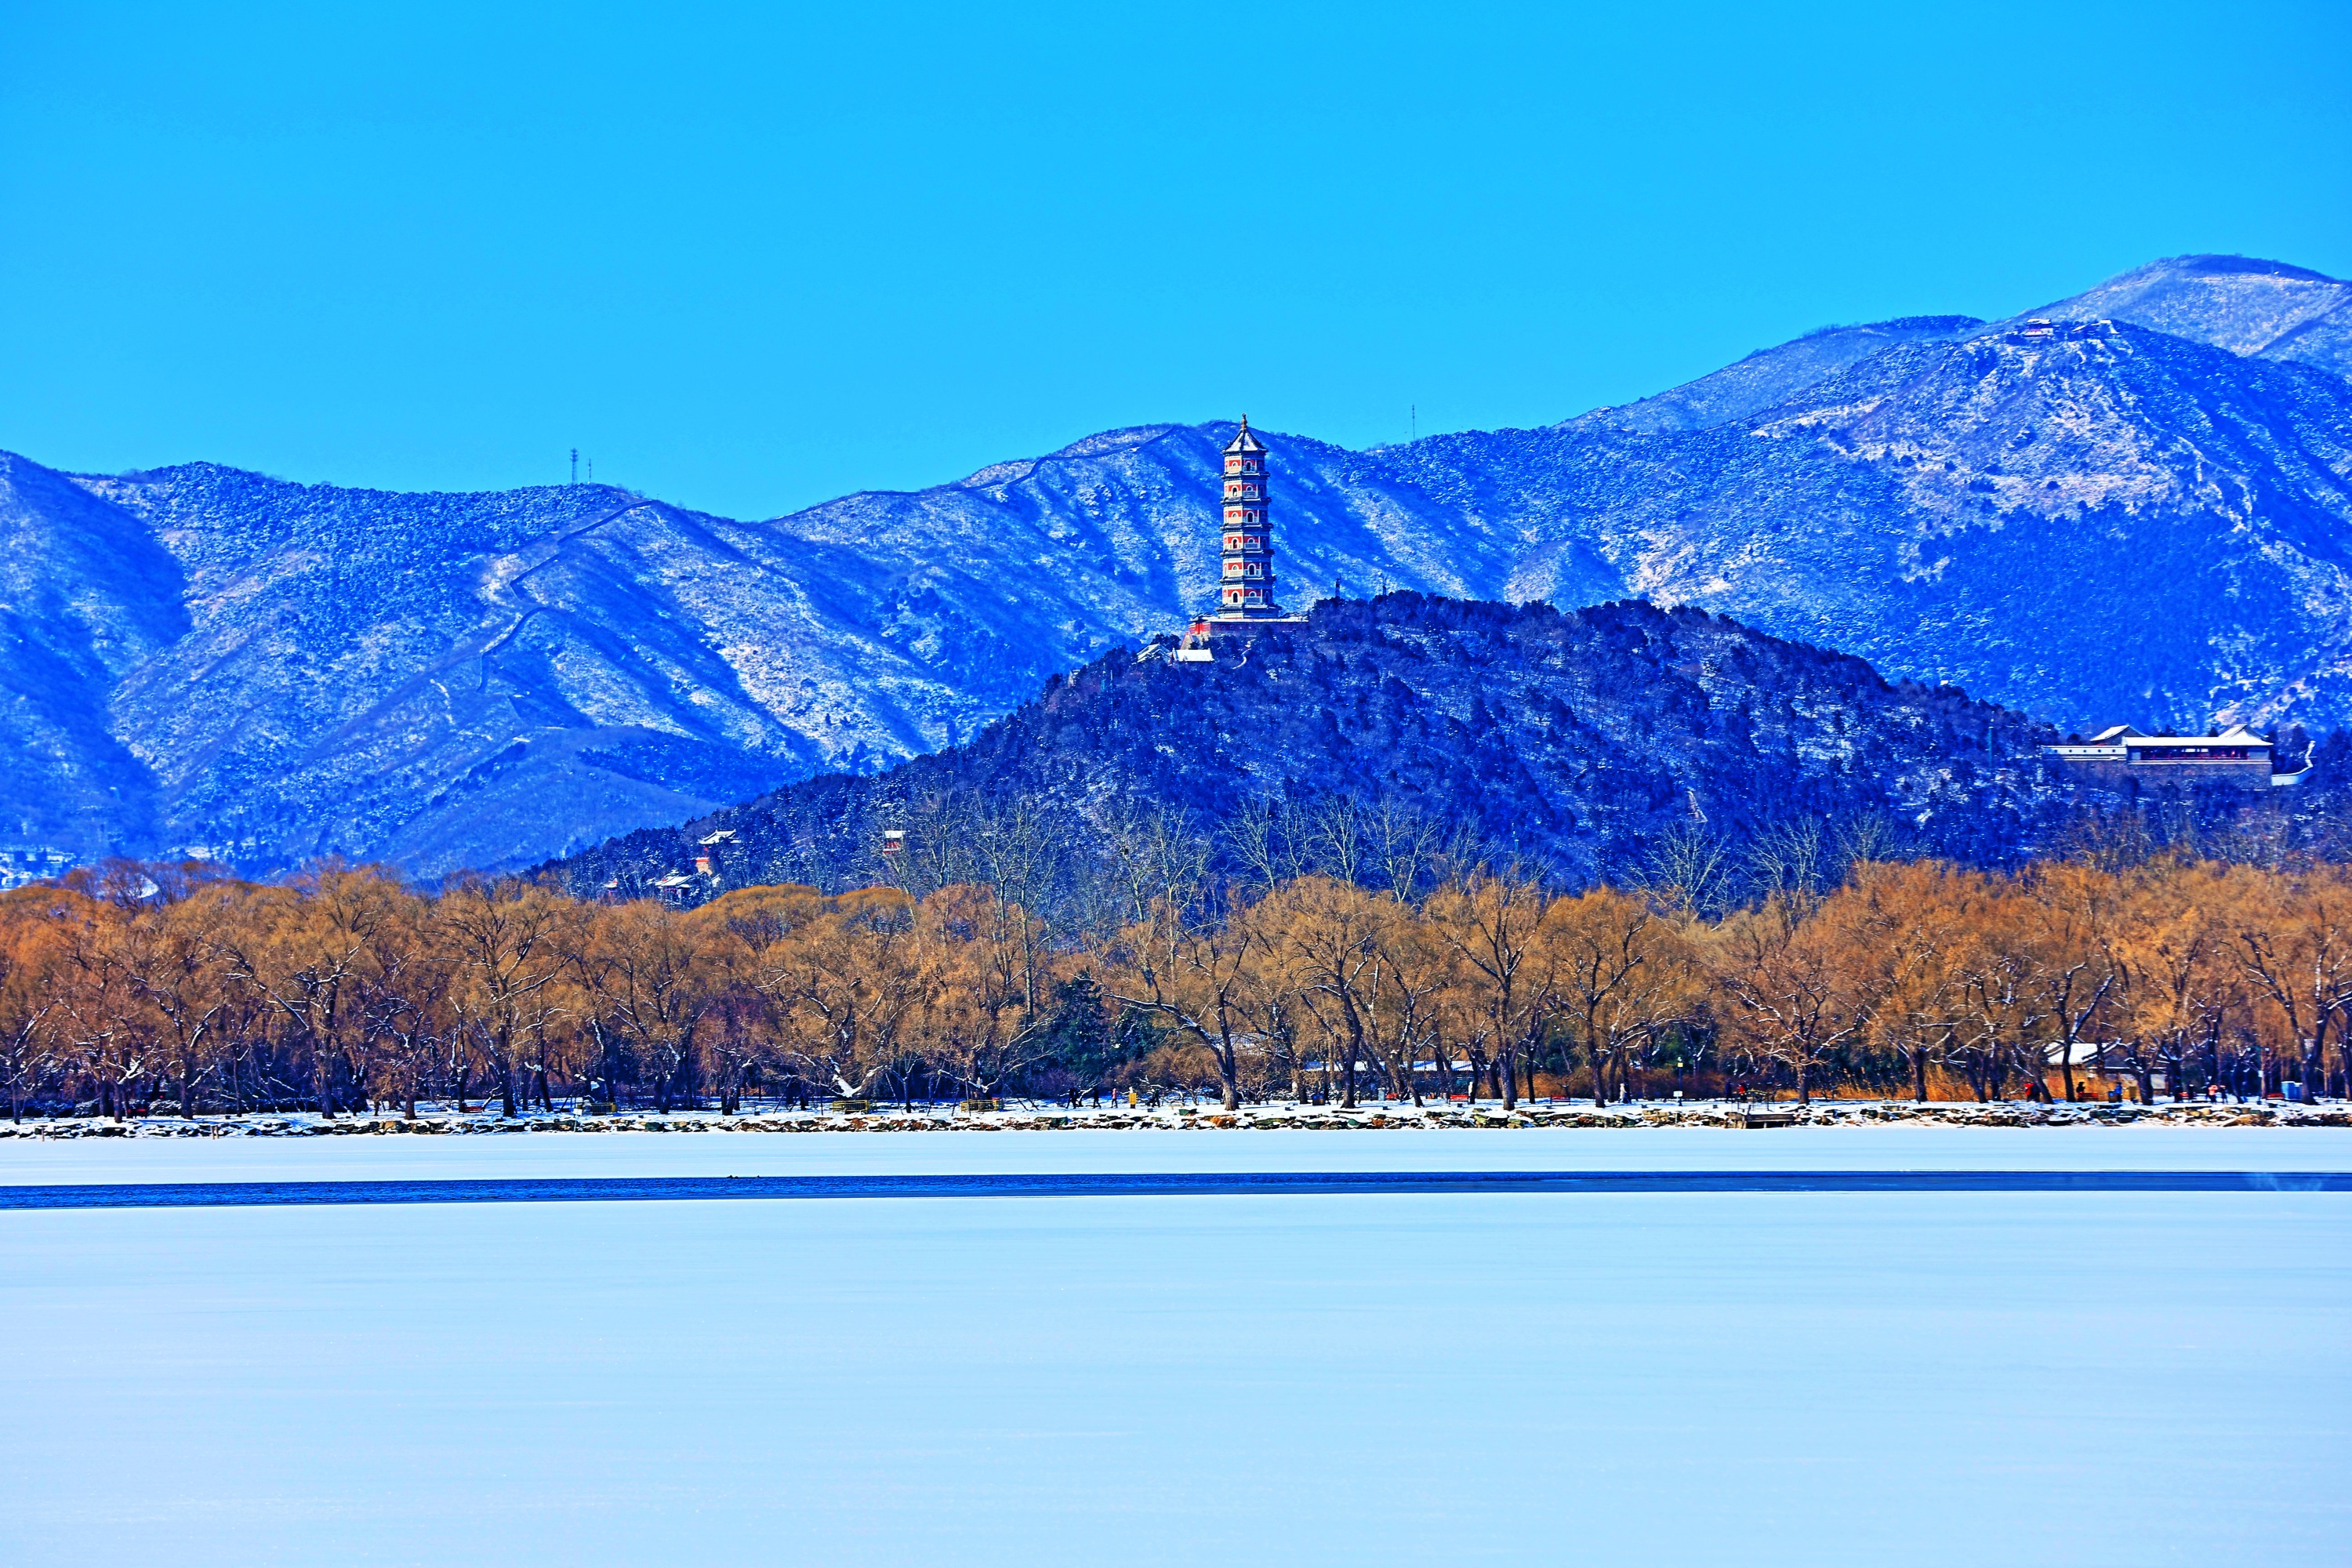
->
0, 452, 187, 852
5, 256, 2350, 877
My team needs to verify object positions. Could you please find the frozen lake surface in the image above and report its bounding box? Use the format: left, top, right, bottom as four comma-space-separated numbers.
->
4, 1131, 2346, 1566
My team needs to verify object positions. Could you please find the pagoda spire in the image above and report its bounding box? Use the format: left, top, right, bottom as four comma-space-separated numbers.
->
1211, 416, 1281, 619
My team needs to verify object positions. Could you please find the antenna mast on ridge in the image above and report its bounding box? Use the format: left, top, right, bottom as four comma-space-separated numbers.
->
570, 448, 579, 485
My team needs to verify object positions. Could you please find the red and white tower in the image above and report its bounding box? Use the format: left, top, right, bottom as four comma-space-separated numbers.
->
1213, 416, 1283, 619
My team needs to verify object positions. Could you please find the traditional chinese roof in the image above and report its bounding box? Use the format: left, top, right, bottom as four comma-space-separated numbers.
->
1223, 416, 1266, 456
2085, 724, 2270, 749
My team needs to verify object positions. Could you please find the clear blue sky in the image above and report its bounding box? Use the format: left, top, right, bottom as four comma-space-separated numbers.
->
3, 1, 2348, 520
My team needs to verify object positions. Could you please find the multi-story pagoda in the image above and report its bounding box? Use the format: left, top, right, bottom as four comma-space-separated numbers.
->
1211, 416, 1285, 619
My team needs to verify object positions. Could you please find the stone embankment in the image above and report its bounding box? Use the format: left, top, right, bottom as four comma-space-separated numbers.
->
2, 1100, 2347, 1138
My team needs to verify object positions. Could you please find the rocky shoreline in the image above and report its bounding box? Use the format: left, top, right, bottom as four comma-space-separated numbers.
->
4, 1099, 2347, 1138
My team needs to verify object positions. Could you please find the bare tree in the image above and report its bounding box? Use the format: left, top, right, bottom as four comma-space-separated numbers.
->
1307, 796, 1370, 887
1223, 797, 1313, 897
1830, 811, 1901, 877
574, 899, 720, 1112
1708, 895, 1871, 1105
759, 888, 926, 1103
434, 877, 574, 1118
0, 895, 67, 1121
1427, 871, 1552, 1110
1549, 888, 1698, 1105
1105, 888, 1274, 1112
120, 886, 234, 1116
1098, 800, 1212, 931
1369, 795, 1443, 902
1745, 817, 1828, 913
1637, 822, 1730, 922
2230, 864, 2352, 1102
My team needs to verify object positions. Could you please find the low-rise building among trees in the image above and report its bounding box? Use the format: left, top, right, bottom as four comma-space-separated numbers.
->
2042, 724, 2305, 789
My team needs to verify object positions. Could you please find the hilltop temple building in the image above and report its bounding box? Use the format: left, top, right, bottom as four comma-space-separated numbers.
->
1210, 417, 1291, 621
2042, 724, 2306, 789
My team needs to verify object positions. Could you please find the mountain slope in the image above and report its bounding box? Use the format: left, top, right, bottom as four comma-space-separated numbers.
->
546, 597, 2091, 902
27, 432, 1516, 873
8, 254, 2351, 876
55, 457, 1185, 872
1446, 321, 2352, 731
2027, 254, 2352, 378
0, 452, 184, 851
1562, 316, 1984, 434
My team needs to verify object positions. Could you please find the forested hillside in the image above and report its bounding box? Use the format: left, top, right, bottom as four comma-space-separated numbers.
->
549, 595, 2310, 909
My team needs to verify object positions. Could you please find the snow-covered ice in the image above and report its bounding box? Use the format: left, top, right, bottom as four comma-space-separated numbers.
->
2, 1132, 2345, 1566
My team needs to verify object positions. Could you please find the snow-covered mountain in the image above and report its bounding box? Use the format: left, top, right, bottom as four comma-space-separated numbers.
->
1441, 314, 2352, 733
4, 254, 2349, 877
2025, 253, 2352, 377
1559, 316, 1987, 434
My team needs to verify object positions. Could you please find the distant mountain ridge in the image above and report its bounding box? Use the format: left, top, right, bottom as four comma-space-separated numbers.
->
2025, 253, 2352, 376
3, 253, 2348, 876
1562, 316, 1987, 434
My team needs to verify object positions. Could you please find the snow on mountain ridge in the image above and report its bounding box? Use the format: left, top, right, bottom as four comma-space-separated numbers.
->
1563, 314, 1987, 434
2026, 253, 2352, 378
5, 256, 2350, 877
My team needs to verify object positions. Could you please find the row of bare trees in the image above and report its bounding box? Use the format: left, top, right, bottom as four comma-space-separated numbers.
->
2, 854, 2347, 1120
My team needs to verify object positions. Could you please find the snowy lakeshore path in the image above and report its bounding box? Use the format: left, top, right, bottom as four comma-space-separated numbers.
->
3, 1133, 2347, 1568
6, 1123, 2352, 1184
5, 1167, 2350, 1208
